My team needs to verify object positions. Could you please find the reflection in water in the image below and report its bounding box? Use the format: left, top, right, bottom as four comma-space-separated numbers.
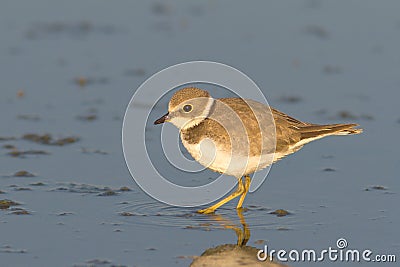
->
190, 210, 289, 267
120, 199, 288, 230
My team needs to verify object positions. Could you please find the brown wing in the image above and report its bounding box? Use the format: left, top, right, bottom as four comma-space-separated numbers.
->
217, 98, 276, 156
272, 108, 362, 154
271, 108, 304, 154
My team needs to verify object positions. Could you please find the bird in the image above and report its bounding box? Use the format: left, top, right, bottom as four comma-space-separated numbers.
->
154, 87, 362, 214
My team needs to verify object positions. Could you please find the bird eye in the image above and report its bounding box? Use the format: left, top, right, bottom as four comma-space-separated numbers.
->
183, 104, 192, 113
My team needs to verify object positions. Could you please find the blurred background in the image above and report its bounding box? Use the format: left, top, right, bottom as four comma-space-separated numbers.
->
1, 1, 399, 266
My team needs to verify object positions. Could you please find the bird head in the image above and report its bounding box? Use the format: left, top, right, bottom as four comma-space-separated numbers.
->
154, 87, 214, 130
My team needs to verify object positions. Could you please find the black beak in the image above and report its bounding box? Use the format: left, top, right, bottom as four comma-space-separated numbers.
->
154, 112, 169, 125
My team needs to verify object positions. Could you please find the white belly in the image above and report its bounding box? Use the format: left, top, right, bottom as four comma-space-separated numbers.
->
181, 137, 273, 177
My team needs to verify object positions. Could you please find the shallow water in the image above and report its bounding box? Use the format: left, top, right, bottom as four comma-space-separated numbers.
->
1, 1, 399, 266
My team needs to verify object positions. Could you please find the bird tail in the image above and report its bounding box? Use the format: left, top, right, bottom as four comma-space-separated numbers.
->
299, 123, 363, 140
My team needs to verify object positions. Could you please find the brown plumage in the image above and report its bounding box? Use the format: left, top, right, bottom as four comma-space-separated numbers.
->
168, 87, 210, 111
271, 108, 362, 159
180, 96, 362, 162
155, 87, 363, 213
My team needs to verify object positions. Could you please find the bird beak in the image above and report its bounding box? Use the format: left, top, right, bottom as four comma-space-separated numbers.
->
154, 112, 169, 125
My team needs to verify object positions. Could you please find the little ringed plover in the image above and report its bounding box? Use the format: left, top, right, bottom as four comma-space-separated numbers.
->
154, 87, 362, 214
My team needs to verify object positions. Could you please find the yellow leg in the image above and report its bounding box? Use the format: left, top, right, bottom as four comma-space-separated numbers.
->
236, 175, 251, 209
197, 177, 244, 214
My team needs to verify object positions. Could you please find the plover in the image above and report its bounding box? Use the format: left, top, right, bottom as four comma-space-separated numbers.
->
154, 87, 362, 214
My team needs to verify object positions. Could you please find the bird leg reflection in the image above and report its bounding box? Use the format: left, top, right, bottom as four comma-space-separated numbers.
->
211, 209, 250, 246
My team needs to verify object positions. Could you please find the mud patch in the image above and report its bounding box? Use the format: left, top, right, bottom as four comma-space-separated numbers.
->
22, 133, 79, 146
8, 149, 50, 158
12, 170, 36, 177
50, 183, 132, 195
270, 209, 291, 217
0, 245, 27, 254
0, 199, 21, 210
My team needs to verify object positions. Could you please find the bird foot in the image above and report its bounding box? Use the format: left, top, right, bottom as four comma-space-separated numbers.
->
197, 208, 216, 214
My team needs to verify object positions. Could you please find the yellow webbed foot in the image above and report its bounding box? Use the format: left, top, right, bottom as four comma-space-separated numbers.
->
197, 208, 216, 214
197, 177, 246, 214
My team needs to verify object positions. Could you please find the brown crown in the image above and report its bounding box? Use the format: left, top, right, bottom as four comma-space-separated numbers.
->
168, 87, 210, 111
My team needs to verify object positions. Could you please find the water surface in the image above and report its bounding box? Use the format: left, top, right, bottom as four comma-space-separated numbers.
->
1, 1, 399, 266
